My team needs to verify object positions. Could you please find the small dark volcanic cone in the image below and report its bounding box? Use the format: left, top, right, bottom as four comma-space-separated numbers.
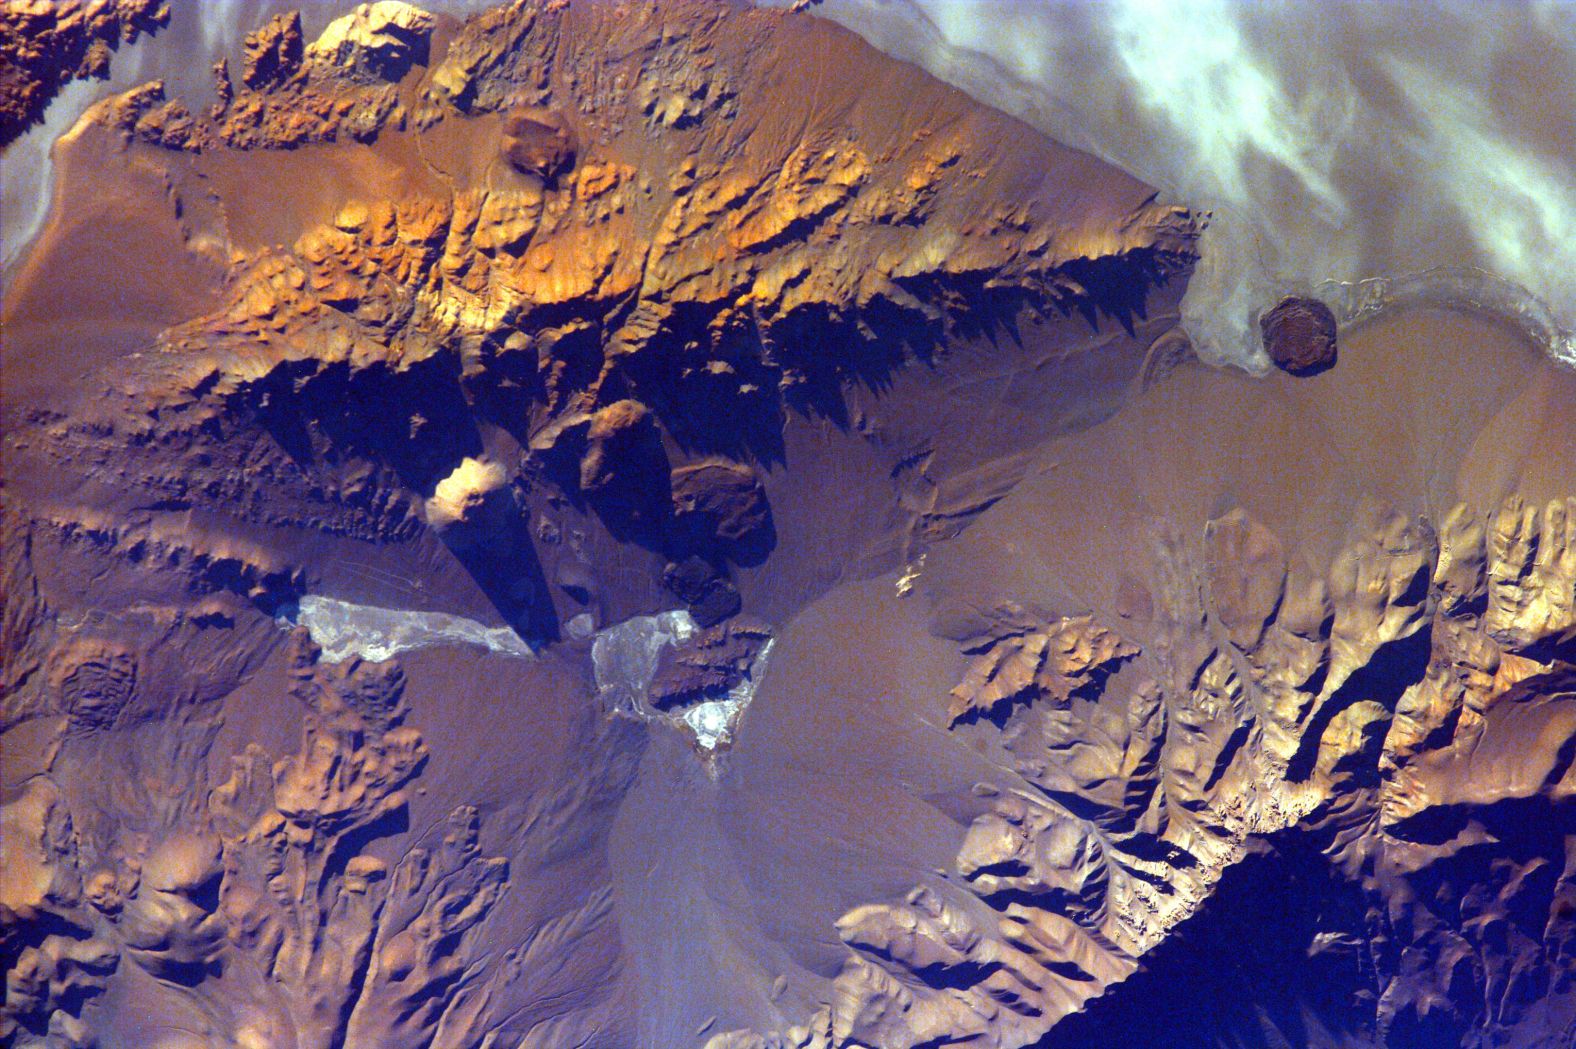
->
1260, 296, 1338, 375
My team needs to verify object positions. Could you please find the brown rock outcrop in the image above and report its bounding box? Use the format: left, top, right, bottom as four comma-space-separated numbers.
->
948, 612, 1137, 724
648, 619, 772, 711
207, 3, 434, 148
670, 459, 770, 548
578, 400, 658, 495
0, 0, 169, 147
663, 556, 743, 628
240, 10, 303, 90
305, 1, 434, 82
578, 399, 670, 535
86, 78, 203, 150
1260, 295, 1339, 374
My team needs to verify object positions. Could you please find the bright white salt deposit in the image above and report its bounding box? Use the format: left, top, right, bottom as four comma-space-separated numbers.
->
590, 610, 697, 717
682, 700, 738, 750
591, 613, 772, 754
284, 594, 534, 663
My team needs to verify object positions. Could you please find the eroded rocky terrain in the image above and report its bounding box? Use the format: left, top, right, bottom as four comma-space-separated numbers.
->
2, 2, 1573, 1048
0, 0, 169, 146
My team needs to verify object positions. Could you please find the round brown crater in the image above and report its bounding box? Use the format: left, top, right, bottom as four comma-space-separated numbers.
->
501, 106, 577, 184
1259, 296, 1339, 375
